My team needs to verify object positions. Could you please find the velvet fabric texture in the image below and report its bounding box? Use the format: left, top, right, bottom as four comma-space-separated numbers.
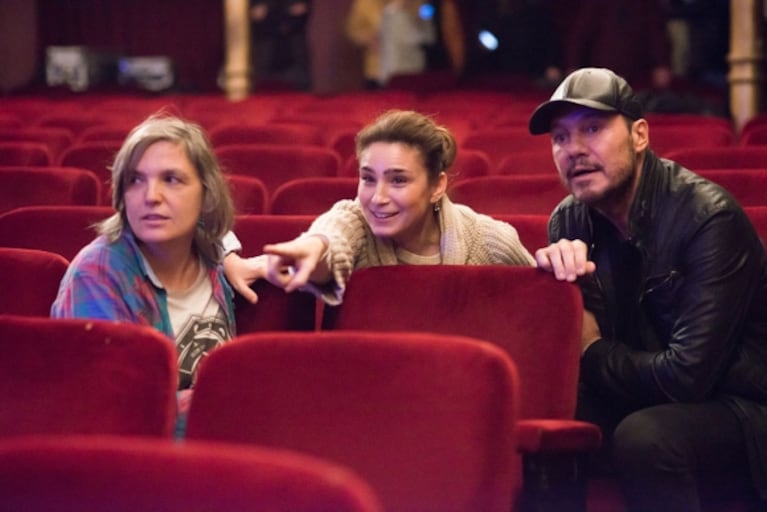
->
745, 206, 767, 242
232, 214, 318, 333
462, 127, 552, 167
0, 167, 101, 215
322, 265, 600, 453
664, 146, 767, 170
227, 175, 269, 215
0, 315, 177, 437
0, 435, 383, 512
0, 248, 69, 317
0, 205, 113, 260
270, 177, 358, 215
209, 123, 325, 147
449, 175, 568, 216
648, 124, 735, 157
493, 214, 550, 253
696, 170, 767, 207
58, 142, 123, 205
0, 142, 52, 166
215, 144, 342, 194
186, 331, 521, 512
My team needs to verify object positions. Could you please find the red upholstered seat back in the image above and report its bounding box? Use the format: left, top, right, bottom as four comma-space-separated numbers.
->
0, 142, 52, 166
745, 206, 767, 243
187, 330, 521, 512
58, 142, 122, 205
0, 315, 177, 437
462, 127, 552, 167
0, 205, 113, 260
698, 170, 767, 207
449, 175, 568, 215
493, 213, 550, 252
0, 248, 69, 316
323, 265, 582, 421
0, 435, 383, 512
664, 146, 767, 170
226, 174, 269, 215
270, 177, 358, 215
650, 124, 736, 157
209, 122, 325, 147
231, 215, 317, 333
0, 167, 101, 215
216, 143, 342, 194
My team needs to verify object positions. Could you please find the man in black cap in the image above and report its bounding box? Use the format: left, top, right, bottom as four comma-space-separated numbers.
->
531, 67, 767, 510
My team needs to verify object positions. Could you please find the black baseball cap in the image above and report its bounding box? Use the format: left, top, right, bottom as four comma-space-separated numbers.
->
528, 67, 643, 135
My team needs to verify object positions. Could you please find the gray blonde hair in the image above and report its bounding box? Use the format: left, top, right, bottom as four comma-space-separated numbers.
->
355, 109, 457, 184
98, 113, 235, 267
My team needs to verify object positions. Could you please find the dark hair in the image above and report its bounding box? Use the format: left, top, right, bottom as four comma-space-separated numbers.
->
355, 110, 457, 183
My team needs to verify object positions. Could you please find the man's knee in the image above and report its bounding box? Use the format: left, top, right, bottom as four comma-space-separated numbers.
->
612, 407, 690, 474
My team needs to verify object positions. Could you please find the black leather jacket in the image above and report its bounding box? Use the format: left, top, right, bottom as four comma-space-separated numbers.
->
548, 150, 767, 496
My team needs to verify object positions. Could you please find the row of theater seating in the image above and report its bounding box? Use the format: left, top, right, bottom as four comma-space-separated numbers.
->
3, 204, 767, 269
4, 231, 764, 510
3, 90, 765, 140
2, 165, 766, 221
0, 250, 585, 511
2, 119, 767, 176
0, 313, 518, 511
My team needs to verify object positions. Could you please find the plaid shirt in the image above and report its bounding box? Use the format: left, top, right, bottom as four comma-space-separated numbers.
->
51, 230, 236, 339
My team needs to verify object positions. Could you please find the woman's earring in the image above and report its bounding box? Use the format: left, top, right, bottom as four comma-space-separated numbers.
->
433, 199, 441, 212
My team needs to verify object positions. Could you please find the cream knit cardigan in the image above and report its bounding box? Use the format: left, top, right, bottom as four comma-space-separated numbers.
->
304, 197, 536, 305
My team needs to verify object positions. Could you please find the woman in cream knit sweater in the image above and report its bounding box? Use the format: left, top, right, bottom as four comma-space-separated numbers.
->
224, 109, 535, 305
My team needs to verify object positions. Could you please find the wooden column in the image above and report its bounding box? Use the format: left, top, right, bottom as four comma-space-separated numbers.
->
222, 0, 250, 101
729, 0, 764, 133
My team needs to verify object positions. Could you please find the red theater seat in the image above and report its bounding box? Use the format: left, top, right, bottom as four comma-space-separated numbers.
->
698, 170, 767, 207
0, 205, 113, 260
0, 248, 69, 316
227, 174, 269, 215
496, 150, 558, 175
664, 146, 767, 170
216, 144, 342, 194
739, 124, 767, 146
0, 142, 52, 166
187, 330, 522, 512
463, 127, 552, 166
0, 315, 177, 437
231, 214, 317, 333
0, 435, 382, 512
493, 213, 550, 252
745, 206, 767, 242
450, 175, 567, 215
322, 265, 601, 508
650, 124, 735, 157
0, 167, 101, 215
59, 141, 122, 204
270, 177, 358, 215
209, 122, 324, 147
0, 127, 74, 162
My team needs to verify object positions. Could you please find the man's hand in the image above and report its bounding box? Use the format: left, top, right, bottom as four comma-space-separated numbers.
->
535, 239, 596, 282
223, 253, 269, 304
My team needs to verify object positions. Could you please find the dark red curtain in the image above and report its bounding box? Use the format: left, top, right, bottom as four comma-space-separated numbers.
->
37, 0, 224, 92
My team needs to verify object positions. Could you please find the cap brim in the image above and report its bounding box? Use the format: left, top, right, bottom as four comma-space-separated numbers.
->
528, 99, 619, 135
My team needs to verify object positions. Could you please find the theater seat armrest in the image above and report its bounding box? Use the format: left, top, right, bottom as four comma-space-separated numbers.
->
517, 419, 602, 454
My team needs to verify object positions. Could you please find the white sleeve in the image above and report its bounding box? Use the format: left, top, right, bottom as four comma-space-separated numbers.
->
221, 230, 242, 255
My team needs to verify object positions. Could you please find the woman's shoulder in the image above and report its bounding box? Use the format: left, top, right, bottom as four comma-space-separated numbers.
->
68, 233, 139, 273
